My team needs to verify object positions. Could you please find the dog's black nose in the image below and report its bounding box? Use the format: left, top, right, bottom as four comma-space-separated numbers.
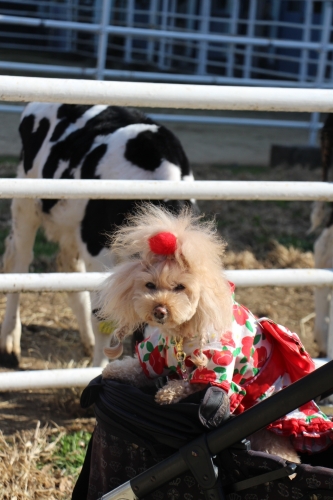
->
153, 306, 168, 322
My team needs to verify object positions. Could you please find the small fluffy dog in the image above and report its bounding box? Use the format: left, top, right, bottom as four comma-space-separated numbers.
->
100, 204, 233, 404
99, 204, 326, 463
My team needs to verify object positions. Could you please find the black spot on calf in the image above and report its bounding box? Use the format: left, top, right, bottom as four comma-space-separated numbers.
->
125, 126, 191, 176
81, 144, 107, 179
81, 199, 189, 257
19, 114, 50, 173
81, 199, 139, 256
51, 104, 93, 142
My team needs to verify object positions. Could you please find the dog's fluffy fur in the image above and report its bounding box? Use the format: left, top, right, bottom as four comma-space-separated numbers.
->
100, 204, 300, 463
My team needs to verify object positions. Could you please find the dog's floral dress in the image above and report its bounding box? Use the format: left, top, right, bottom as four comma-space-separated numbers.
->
136, 283, 333, 453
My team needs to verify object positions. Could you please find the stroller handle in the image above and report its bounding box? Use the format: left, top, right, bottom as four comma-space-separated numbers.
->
98, 481, 136, 500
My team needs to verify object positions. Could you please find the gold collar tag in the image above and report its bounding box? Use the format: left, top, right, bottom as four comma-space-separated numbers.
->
174, 337, 188, 381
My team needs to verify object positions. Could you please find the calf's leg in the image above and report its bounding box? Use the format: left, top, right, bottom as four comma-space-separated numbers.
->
314, 225, 333, 356
57, 233, 95, 357
1, 198, 40, 366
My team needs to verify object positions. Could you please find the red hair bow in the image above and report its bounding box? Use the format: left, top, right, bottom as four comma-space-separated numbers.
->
148, 232, 177, 255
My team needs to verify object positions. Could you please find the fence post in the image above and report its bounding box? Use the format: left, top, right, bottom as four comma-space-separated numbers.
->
165, 0, 176, 69
243, 0, 256, 79
308, 0, 333, 145
124, 0, 134, 63
308, 112, 320, 146
147, 0, 158, 62
327, 288, 333, 359
299, 0, 312, 83
158, 0, 169, 70
197, 0, 210, 75
227, 0, 239, 78
96, 0, 112, 80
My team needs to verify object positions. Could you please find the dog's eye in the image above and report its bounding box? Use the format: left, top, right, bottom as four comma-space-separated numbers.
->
174, 284, 185, 291
145, 282, 156, 290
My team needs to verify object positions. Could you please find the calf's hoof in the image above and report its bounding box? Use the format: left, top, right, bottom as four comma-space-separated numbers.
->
0, 350, 20, 368
83, 343, 95, 358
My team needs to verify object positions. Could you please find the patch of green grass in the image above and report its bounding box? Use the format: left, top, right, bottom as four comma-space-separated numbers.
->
273, 200, 289, 208
34, 228, 59, 258
0, 155, 19, 164
0, 171, 16, 178
277, 234, 315, 252
50, 430, 91, 476
252, 214, 263, 227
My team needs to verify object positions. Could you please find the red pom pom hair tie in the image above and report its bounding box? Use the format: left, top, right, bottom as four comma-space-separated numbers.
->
148, 232, 177, 255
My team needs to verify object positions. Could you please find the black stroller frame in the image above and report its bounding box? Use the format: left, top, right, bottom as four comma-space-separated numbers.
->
96, 360, 333, 500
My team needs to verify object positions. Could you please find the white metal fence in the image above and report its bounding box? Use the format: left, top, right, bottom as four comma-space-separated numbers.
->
1, 0, 333, 143
0, 75, 332, 390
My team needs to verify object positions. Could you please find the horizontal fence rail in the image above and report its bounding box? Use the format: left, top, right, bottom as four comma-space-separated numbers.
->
0, 270, 332, 293
2, 76, 333, 111
0, 361, 329, 392
0, 368, 103, 392
1, 179, 333, 201
2, 62, 333, 88
0, 272, 106, 292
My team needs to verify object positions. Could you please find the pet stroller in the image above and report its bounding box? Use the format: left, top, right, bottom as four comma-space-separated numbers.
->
72, 360, 333, 500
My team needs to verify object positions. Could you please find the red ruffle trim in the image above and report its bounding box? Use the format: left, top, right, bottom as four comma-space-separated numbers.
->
267, 416, 333, 437
267, 416, 333, 453
291, 433, 333, 454
228, 390, 246, 413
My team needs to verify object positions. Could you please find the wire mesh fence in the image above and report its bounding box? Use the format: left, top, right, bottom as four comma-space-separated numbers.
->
1, 0, 332, 83
1, 0, 332, 143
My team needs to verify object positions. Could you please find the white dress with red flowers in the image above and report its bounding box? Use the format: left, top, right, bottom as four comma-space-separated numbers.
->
136, 285, 333, 454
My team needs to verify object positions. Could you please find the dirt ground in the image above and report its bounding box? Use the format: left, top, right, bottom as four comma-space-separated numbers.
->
0, 110, 328, 440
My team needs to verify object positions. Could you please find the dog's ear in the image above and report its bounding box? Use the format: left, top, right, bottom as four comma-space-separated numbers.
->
98, 261, 142, 332
190, 274, 233, 341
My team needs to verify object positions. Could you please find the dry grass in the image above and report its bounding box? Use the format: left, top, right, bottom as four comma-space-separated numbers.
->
0, 422, 75, 500
0, 292, 91, 371
224, 240, 314, 270
0, 293, 77, 332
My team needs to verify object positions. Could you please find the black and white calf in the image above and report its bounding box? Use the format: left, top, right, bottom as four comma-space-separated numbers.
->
1, 102, 195, 367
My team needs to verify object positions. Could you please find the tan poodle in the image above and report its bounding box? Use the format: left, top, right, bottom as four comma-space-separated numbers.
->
100, 204, 232, 404
99, 204, 333, 463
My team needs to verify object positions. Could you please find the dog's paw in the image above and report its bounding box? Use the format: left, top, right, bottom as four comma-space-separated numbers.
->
155, 389, 181, 405
155, 379, 191, 405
